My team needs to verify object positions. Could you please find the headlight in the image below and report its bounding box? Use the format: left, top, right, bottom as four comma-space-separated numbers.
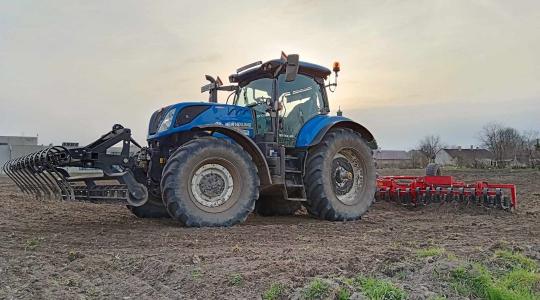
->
157, 108, 176, 133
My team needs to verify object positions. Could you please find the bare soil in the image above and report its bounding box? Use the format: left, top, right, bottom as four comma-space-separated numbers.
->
1, 169, 539, 299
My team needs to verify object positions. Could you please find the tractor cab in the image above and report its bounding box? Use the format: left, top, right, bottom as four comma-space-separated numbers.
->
230, 59, 332, 147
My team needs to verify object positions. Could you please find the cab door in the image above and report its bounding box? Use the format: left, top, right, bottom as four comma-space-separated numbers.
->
277, 74, 325, 147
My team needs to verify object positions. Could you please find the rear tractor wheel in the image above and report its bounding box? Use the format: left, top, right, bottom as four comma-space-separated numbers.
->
304, 128, 377, 221
161, 138, 259, 227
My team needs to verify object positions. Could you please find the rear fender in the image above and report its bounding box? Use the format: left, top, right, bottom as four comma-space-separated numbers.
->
191, 125, 272, 187
296, 116, 378, 149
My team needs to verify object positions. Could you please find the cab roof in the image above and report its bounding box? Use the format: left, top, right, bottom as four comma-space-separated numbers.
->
229, 59, 332, 85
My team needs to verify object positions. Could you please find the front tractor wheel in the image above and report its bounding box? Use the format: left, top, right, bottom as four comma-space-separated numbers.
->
161, 138, 259, 227
304, 128, 376, 221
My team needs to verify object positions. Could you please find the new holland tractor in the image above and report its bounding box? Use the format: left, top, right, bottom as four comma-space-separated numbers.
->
4, 53, 380, 227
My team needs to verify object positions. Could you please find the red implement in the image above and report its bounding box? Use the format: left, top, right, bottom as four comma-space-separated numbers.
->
375, 175, 516, 211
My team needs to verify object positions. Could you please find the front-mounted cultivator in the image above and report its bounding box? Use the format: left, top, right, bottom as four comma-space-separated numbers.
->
2, 125, 149, 207
375, 174, 517, 211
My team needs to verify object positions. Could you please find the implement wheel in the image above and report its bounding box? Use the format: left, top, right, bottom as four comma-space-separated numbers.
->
255, 195, 301, 216
127, 168, 169, 218
425, 163, 442, 176
304, 128, 376, 221
128, 196, 170, 218
161, 137, 259, 227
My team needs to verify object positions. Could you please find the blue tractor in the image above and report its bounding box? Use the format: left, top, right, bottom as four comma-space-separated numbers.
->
3, 54, 378, 227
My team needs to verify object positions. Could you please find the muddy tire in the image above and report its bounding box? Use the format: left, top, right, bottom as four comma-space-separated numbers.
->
161, 137, 259, 227
304, 128, 376, 221
255, 195, 301, 216
426, 163, 442, 176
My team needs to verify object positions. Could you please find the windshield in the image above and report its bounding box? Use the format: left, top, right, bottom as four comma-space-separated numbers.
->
234, 78, 273, 107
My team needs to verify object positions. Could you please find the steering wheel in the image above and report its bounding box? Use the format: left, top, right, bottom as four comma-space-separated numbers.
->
247, 96, 271, 107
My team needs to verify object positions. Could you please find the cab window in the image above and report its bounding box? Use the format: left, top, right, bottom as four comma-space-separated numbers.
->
235, 78, 273, 107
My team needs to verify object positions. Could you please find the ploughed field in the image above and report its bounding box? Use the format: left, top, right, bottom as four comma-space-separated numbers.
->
0, 169, 539, 299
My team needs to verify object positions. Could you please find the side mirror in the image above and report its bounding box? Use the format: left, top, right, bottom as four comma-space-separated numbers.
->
285, 54, 299, 82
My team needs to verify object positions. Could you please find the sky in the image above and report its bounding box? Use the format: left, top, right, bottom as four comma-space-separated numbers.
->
1, 0, 539, 150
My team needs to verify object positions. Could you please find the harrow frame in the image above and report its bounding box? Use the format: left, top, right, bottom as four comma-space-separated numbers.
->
376, 175, 516, 210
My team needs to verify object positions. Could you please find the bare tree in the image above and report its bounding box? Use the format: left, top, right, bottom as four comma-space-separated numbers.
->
522, 130, 540, 167
418, 135, 444, 160
479, 123, 525, 164
410, 150, 429, 168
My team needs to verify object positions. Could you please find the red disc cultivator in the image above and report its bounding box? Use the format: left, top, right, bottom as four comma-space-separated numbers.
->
375, 175, 516, 211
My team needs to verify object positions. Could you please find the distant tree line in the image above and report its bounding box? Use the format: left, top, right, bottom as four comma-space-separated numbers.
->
416, 123, 539, 168
479, 123, 539, 167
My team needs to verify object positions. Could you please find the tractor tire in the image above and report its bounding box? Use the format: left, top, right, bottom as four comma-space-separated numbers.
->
304, 128, 376, 221
161, 137, 259, 227
255, 195, 301, 216
425, 163, 442, 176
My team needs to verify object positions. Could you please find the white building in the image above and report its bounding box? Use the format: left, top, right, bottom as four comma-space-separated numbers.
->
435, 147, 494, 168
0, 136, 47, 174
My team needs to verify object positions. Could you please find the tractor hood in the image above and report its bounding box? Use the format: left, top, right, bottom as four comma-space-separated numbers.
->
147, 102, 253, 141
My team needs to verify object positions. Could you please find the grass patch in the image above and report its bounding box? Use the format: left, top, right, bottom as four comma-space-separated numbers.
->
354, 276, 407, 300
24, 237, 44, 251
303, 278, 331, 300
450, 262, 540, 300
336, 287, 351, 300
227, 273, 243, 286
494, 250, 538, 271
190, 268, 202, 280
446, 252, 458, 261
262, 282, 286, 300
416, 247, 446, 258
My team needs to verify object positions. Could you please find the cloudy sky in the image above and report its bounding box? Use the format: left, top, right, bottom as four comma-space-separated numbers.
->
1, 1, 539, 149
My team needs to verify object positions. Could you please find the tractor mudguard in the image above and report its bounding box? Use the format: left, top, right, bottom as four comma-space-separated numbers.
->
295, 115, 378, 149
191, 125, 272, 187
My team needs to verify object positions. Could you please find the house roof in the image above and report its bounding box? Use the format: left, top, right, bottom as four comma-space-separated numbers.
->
374, 150, 410, 160
443, 148, 494, 161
